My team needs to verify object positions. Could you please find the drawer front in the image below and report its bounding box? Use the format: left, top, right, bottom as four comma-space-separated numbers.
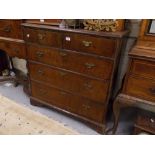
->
131, 59, 155, 80
125, 76, 155, 102
29, 62, 109, 102
137, 114, 155, 131
63, 32, 117, 57
0, 40, 26, 58
31, 81, 105, 122
27, 45, 113, 80
23, 27, 62, 47
0, 20, 22, 39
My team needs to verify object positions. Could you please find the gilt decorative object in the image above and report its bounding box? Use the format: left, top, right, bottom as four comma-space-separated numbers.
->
83, 19, 120, 32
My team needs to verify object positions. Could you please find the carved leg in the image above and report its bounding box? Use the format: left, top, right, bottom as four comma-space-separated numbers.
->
111, 98, 121, 134
95, 124, 106, 135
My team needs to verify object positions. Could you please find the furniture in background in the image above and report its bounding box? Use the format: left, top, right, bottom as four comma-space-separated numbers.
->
0, 20, 29, 94
0, 50, 8, 75
134, 110, 155, 134
111, 20, 155, 134
21, 21, 128, 133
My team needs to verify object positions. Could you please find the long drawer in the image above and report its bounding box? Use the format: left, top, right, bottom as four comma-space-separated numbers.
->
27, 44, 113, 80
23, 27, 62, 48
0, 20, 22, 39
63, 32, 117, 57
29, 62, 109, 103
125, 75, 155, 102
130, 59, 155, 80
31, 81, 105, 122
0, 39, 26, 58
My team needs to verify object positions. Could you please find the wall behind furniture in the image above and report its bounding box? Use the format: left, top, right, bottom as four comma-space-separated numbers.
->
12, 57, 27, 74
113, 19, 141, 96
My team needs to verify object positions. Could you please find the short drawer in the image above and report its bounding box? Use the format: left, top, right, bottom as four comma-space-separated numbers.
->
29, 62, 109, 102
23, 27, 62, 48
125, 75, 155, 102
0, 40, 26, 58
137, 114, 155, 131
27, 44, 113, 80
31, 81, 105, 122
63, 32, 117, 57
0, 20, 22, 39
130, 59, 155, 80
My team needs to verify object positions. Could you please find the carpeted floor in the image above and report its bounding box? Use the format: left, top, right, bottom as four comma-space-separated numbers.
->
0, 94, 78, 135
0, 83, 136, 134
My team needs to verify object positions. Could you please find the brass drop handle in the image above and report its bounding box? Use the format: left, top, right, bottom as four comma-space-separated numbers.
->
149, 87, 155, 95
84, 83, 92, 89
82, 104, 90, 110
38, 70, 44, 75
36, 51, 44, 57
82, 41, 92, 47
150, 118, 155, 123
59, 52, 67, 57
85, 63, 96, 69
3, 26, 11, 32
59, 71, 67, 76
26, 34, 30, 38
38, 33, 45, 40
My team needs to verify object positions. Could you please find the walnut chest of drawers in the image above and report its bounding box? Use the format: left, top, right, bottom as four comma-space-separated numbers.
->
123, 44, 155, 134
112, 43, 155, 134
22, 23, 128, 133
111, 20, 155, 134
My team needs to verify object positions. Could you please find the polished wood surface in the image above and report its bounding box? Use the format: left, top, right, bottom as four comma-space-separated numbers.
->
129, 46, 155, 60
31, 80, 105, 122
22, 23, 128, 133
0, 19, 129, 133
27, 44, 113, 80
124, 75, 155, 102
0, 38, 26, 58
0, 19, 29, 95
0, 20, 23, 39
0, 20, 26, 58
22, 23, 128, 38
62, 32, 117, 57
134, 113, 155, 134
29, 62, 109, 103
23, 27, 62, 47
130, 59, 155, 79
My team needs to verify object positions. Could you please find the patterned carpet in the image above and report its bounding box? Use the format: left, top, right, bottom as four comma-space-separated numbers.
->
0, 94, 78, 135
